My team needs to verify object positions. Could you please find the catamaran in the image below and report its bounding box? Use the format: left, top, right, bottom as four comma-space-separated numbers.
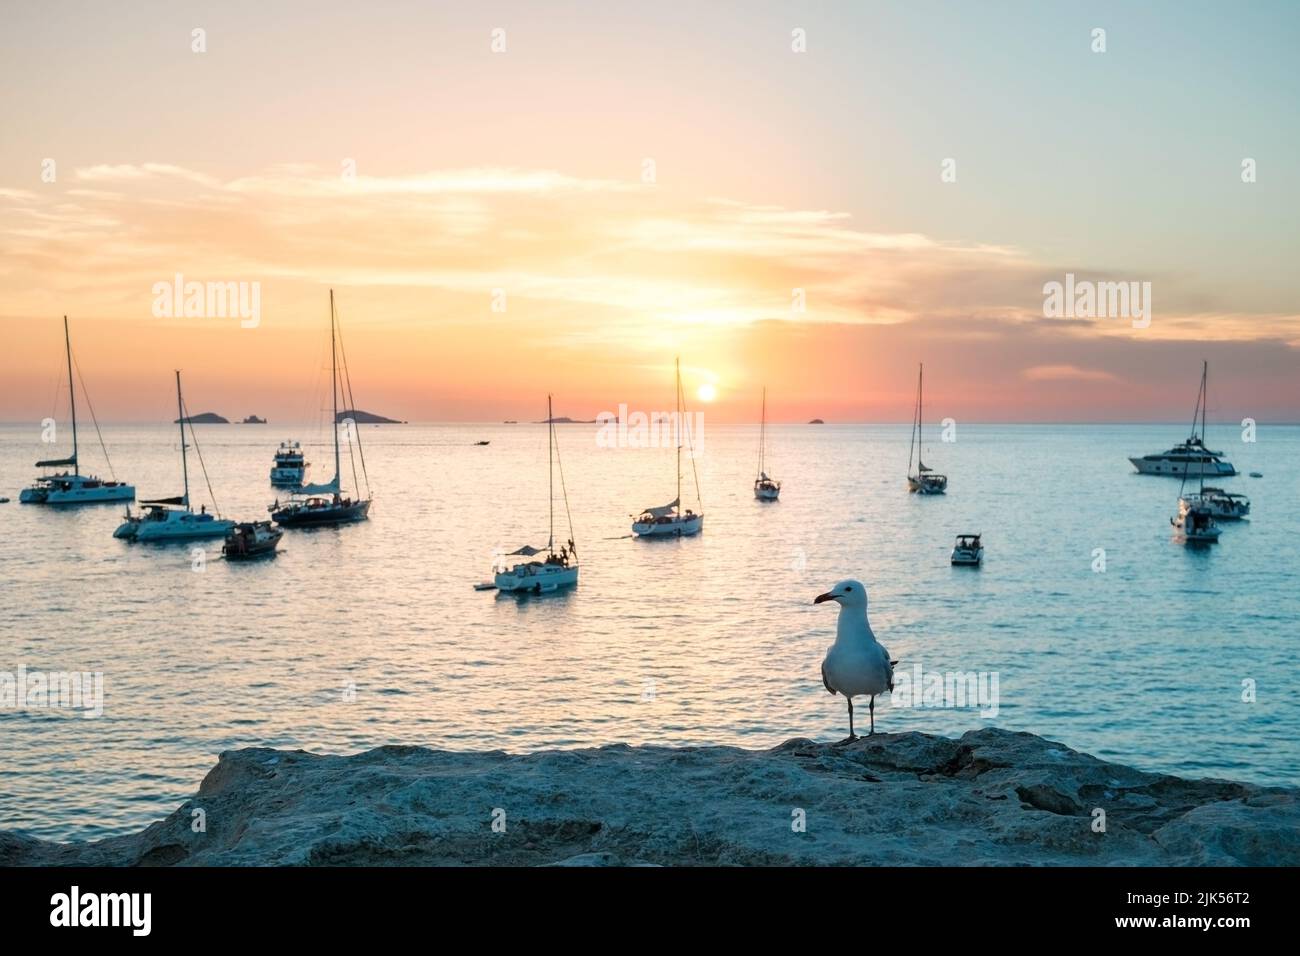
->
494, 395, 579, 593
113, 371, 235, 542
632, 357, 704, 537
1130, 361, 1236, 476
753, 386, 781, 500
270, 290, 372, 527
19, 317, 135, 505
907, 363, 947, 494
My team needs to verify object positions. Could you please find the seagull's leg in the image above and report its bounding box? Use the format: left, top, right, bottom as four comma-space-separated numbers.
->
834, 698, 858, 746
869, 695, 876, 736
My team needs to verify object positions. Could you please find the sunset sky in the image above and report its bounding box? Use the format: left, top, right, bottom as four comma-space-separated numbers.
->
1, 0, 1297, 423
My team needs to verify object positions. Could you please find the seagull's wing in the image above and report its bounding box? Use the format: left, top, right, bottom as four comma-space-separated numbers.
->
881, 647, 896, 692
821, 658, 836, 695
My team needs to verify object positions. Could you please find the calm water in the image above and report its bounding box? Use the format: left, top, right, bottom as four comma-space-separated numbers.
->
1, 421, 1297, 841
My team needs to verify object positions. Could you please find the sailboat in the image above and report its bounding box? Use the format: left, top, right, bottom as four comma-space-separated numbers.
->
753, 386, 781, 500
1171, 361, 1222, 543
632, 357, 704, 537
19, 317, 135, 504
1130, 361, 1236, 476
113, 371, 235, 541
270, 290, 372, 527
494, 395, 579, 593
907, 363, 947, 494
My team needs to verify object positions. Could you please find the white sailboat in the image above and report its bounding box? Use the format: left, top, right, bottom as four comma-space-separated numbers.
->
1171, 364, 1222, 544
19, 316, 135, 505
632, 357, 704, 537
907, 363, 947, 494
753, 386, 781, 501
270, 290, 372, 527
494, 395, 579, 593
113, 371, 236, 542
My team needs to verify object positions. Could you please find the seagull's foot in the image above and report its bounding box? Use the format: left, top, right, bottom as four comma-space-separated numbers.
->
833, 734, 860, 747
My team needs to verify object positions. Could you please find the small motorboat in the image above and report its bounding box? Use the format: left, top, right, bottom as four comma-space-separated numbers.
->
0, 497, 9, 504
1249, 472, 1263, 478
475, 440, 490, 446
223, 520, 283, 559
951, 533, 983, 566
1179, 487, 1249, 520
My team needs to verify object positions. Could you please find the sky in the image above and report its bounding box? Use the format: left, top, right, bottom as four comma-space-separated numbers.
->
1, 0, 1297, 423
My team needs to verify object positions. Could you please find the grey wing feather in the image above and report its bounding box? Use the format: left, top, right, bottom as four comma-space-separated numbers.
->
821, 659, 836, 695
884, 650, 896, 692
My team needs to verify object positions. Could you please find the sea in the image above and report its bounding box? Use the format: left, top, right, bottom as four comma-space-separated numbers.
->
1, 421, 1297, 841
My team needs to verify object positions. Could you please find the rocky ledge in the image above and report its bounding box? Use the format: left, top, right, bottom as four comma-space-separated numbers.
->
3, 728, 1295, 866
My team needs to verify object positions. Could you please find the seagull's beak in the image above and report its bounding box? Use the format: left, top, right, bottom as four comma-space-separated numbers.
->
813, 592, 835, 605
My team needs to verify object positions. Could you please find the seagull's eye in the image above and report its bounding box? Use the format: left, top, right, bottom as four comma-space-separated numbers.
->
844, 586, 853, 592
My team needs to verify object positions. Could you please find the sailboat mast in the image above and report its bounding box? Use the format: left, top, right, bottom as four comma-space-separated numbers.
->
64, 316, 79, 475
918, 363, 924, 455
548, 394, 554, 551
759, 386, 766, 476
1200, 361, 1208, 493
676, 357, 682, 511
175, 370, 190, 507
331, 289, 341, 490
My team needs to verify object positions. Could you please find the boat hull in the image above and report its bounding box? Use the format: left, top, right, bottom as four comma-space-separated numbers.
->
269, 470, 305, 487
951, 548, 983, 566
1130, 457, 1236, 477
116, 511, 236, 542
21, 478, 135, 504
494, 562, 579, 593
1179, 495, 1249, 520
754, 482, 780, 501
223, 523, 283, 559
908, 475, 948, 494
633, 514, 703, 537
272, 498, 371, 527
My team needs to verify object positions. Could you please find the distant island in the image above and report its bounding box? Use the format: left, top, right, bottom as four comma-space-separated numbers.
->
241, 415, 266, 424
336, 409, 404, 424
808, 418, 825, 424
536, 416, 603, 424
175, 412, 228, 424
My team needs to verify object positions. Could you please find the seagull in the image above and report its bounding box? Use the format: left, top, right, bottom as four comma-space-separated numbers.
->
814, 579, 896, 742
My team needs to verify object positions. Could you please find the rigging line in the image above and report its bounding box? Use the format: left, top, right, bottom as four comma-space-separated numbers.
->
181, 394, 222, 517
552, 412, 576, 551
333, 311, 371, 496
71, 351, 116, 480
680, 371, 703, 510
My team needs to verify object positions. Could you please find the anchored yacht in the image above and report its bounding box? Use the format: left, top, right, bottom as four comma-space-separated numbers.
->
19, 317, 135, 505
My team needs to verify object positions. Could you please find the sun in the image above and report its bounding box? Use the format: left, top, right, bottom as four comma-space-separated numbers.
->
696, 382, 717, 403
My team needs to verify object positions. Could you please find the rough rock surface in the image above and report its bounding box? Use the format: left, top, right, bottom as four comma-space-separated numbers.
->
3, 728, 1295, 866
